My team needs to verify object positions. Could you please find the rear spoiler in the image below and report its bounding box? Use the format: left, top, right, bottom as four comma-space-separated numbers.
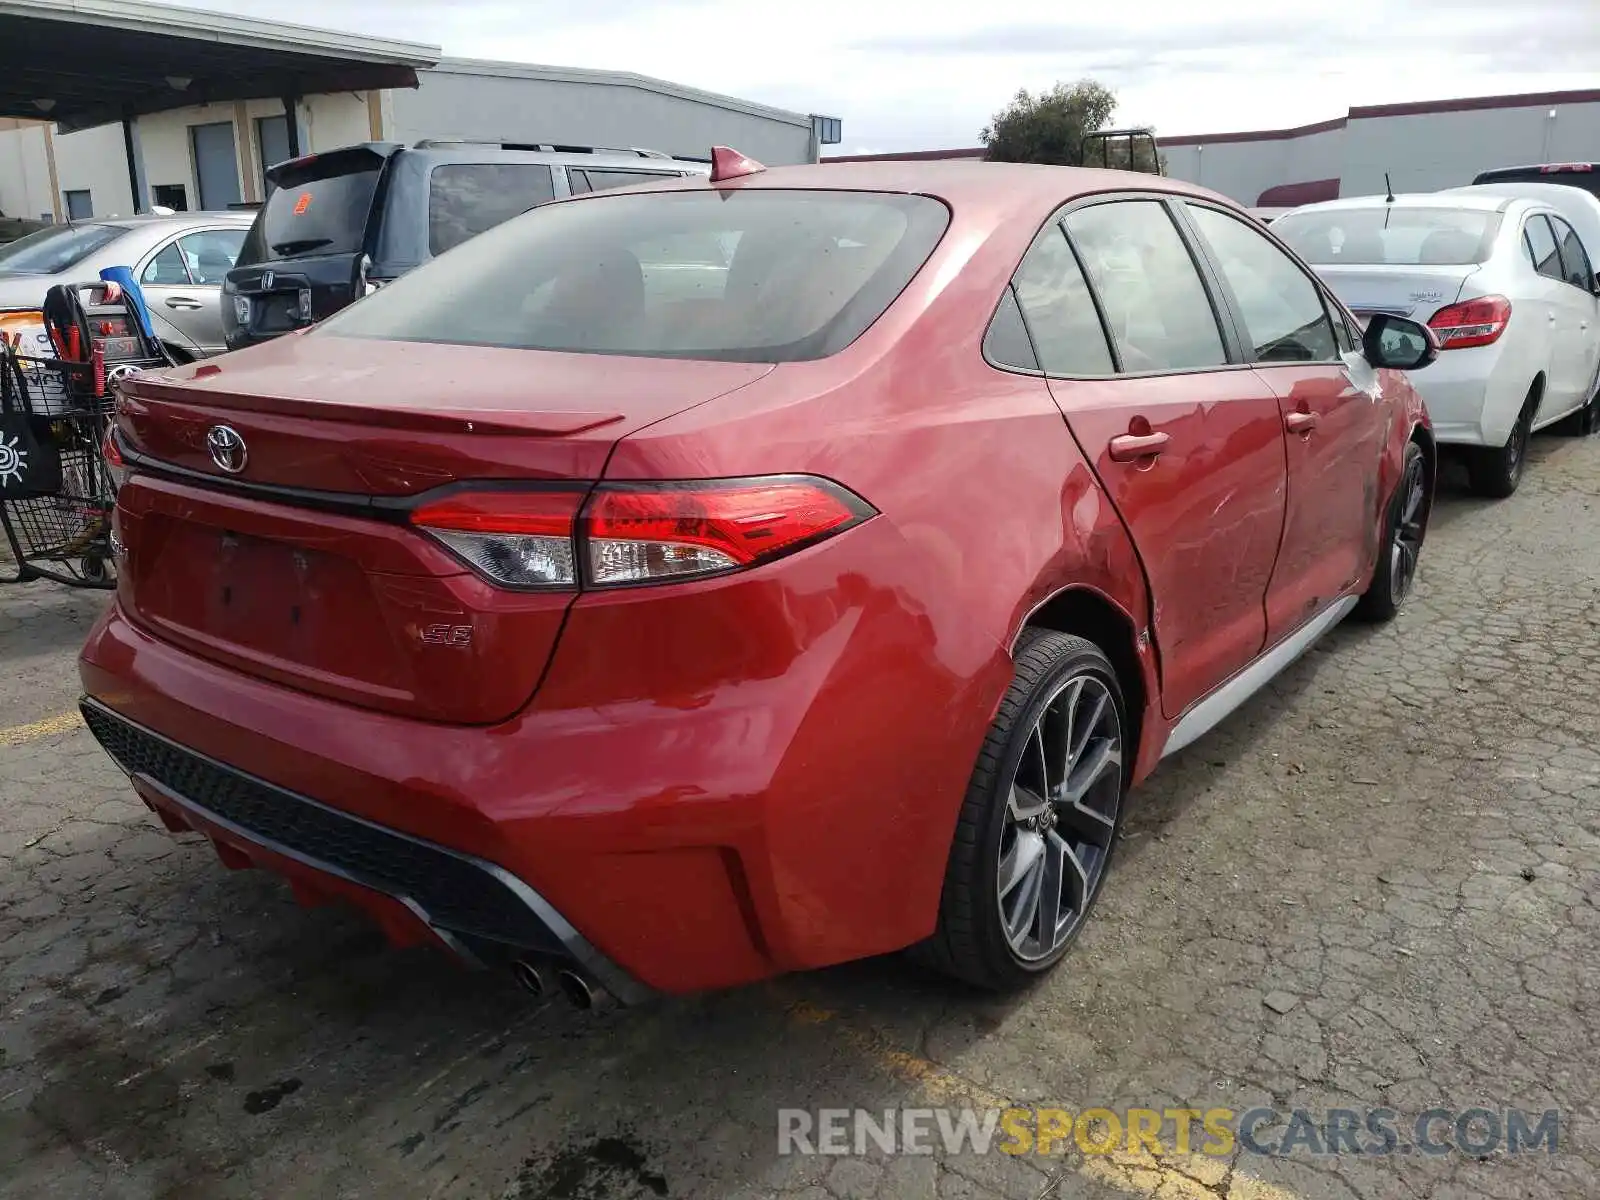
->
264, 142, 405, 188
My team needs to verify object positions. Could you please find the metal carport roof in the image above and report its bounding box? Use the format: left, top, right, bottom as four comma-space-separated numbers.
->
0, 0, 440, 132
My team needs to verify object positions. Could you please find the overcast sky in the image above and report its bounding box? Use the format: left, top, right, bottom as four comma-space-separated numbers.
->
165, 0, 1600, 153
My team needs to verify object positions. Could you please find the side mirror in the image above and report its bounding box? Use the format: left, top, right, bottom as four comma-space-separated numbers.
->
1362, 312, 1440, 372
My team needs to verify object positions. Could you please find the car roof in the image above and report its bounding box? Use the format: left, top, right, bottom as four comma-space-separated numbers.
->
1283, 192, 1517, 216
89, 212, 254, 229
632, 160, 1238, 224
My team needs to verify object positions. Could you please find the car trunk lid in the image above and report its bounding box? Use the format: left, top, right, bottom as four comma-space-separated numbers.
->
113, 335, 772, 723
1309, 264, 1479, 323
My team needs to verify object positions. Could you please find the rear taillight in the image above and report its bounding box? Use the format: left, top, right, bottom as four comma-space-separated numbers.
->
409, 476, 873, 590
410, 490, 583, 588
1428, 295, 1512, 350
586, 478, 871, 586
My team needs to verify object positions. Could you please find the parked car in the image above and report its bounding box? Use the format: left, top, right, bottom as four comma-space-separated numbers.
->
1474, 162, 1600, 202
0, 213, 252, 360
83, 156, 1437, 1002
221, 140, 712, 351
1274, 193, 1600, 496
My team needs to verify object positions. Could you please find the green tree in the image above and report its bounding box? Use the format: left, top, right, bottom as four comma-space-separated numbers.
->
981, 80, 1159, 173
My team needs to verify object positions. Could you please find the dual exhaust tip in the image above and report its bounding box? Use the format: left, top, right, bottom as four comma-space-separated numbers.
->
512, 958, 610, 1010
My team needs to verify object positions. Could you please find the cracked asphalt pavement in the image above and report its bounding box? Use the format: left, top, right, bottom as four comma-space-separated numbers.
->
2, 435, 1598, 1200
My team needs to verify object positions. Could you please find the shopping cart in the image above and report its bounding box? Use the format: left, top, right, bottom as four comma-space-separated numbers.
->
1, 282, 164, 588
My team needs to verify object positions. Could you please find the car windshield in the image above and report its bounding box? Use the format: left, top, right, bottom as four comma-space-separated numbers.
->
1274, 207, 1499, 266
0, 222, 124, 274
317, 188, 951, 362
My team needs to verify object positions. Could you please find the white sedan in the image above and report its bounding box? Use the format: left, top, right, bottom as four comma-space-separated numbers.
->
1274, 193, 1600, 497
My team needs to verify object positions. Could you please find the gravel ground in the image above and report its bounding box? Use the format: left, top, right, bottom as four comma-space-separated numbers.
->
1, 434, 1597, 1200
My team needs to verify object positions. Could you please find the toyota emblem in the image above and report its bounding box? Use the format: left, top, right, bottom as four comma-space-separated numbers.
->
206, 425, 248, 474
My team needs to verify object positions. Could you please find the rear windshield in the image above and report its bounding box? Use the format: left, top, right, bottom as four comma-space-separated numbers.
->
239, 158, 381, 264
0, 222, 123, 275
1475, 166, 1600, 200
317, 189, 950, 362
1274, 207, 1499, 266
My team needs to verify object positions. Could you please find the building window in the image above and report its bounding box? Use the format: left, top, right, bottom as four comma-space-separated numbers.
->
152, 184, 188, 212
64, 189, 93, 220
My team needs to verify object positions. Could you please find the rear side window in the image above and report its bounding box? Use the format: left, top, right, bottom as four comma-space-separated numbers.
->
428, 164, 557, 255
1524, 215, 1564, 281
984, 286, 1038, 371
244, 158, 381, 263
1009, 225, 1113, 374
1187, 205, 1338, 363
1066, 201, 1228, 372
569, 168, 682, 195
1549, 215, 1595, 290
317, 189, 949, 363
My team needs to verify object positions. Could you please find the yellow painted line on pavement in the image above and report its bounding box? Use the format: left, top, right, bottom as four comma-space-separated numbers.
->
0, 710, 84, 747
784, 998, 1304, 1200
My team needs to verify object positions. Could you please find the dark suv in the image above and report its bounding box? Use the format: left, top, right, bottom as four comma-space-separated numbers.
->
221, 140, 710, 350
1473, 162, 1600, 201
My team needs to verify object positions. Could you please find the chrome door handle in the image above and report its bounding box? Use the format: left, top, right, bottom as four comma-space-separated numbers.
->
1285, 411, 1319, 434
1108, 431, 1170, 461
165, 296, 203, 310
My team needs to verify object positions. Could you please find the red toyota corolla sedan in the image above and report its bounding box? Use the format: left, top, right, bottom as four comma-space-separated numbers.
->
81, 153, 1439, 1005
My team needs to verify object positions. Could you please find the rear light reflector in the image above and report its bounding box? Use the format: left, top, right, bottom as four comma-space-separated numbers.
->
407, 477, 874, 590
102, 424, 127, 491
586, 478, 872, 586
410, 490, 583, 588
1428, 295, 1512, 350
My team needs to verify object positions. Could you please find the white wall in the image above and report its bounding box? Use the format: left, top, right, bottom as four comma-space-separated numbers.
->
392, 62, 817, 165
1165, 138, 1294, 205
0, 124, 56, 221
51, 124, 130, 218
1341, 101, 1600, 198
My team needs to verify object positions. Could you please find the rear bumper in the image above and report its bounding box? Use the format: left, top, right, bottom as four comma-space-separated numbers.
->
79, 545, 1004, 993
1412, 340, 1531, 448
80, 698, 651, 1003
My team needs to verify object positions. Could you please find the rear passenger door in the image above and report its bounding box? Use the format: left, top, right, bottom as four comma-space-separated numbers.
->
1008, 197, 1288, 720
1548, 214, 1600, 412
1181, 202, 1381, 643
1522, 214, 1579, 417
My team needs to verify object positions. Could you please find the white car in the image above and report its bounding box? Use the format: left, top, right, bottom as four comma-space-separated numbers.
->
1274, 193, 1600, 497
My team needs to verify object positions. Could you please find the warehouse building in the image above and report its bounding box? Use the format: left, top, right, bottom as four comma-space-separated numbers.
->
823, 87, 1600, 209
0, 0, 836, 224
1161, 88, 1600, 206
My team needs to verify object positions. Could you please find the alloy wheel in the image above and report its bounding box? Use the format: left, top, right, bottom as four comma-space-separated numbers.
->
997, 673, 1123, 961
1389, 455, 1426, 606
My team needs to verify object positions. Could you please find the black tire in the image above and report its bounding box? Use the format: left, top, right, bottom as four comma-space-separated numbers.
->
1356, 440, 1428, 623
1466, 385, 1537, 498
918, 629, 1127, 991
